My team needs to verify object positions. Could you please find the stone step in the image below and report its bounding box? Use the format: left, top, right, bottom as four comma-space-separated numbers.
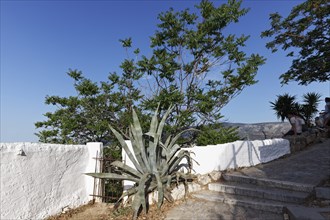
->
222, 173, 314, 193
208, 182, 309, 204
192, 190, 291, 214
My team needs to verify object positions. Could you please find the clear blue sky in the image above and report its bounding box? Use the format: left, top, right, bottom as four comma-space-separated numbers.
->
1, 0, 329, 142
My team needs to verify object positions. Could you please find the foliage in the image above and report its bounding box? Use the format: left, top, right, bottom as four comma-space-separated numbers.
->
36, 0, 265, 145
301, 92, 322, 126
137, 0, 265, 138
270, 93, 297, 122
195, 123, 239, 146
35, 68, 144, 144
103, 145, 123, 203
270, 92, 321, 125
86, 106, 196, 220
261, 0, 330, 85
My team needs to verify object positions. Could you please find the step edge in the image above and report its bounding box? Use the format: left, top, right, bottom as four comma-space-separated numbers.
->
223, 174, 314, 192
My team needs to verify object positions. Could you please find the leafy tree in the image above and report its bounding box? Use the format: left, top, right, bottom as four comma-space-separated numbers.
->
137, 0, 265, 138
261, 0, 330, 85
35, 68, 144, 144
36, 0, 265, 145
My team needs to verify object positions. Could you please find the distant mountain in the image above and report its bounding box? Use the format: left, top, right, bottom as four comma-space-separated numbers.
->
222, 122, 291, 140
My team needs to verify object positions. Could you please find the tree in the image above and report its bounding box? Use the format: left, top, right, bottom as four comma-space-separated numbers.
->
270, 92, 321, 125
261, 0, 330, 85
36, 0, 265, 144
137, 0, 265, 138
35, 68, 144, 144
301, 92, 322, 125
270, 93, 297, 122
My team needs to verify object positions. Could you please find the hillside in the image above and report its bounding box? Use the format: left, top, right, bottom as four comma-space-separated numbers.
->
223, 122, 291, 140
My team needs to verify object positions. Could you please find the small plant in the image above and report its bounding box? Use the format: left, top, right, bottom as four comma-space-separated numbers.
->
86, 105, 196, 219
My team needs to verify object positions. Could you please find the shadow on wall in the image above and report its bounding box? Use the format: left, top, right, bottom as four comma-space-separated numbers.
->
223, 140, 287, 170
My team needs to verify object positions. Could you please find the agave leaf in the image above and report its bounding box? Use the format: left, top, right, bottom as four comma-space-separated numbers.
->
164, 187, 174, 203
114, 187, 138, 209
149, 148, 158, 173
154, 172, 164, 208
132, 173, 151, 219
149, 105, 174, 169
163, 135, 172, 151
110, 161, 141, 178
109, 125, 143, 173
168, 150, 192, 173
131, 109, 150, 171
156, 105, 174, 139
85, 172, 139, 182
130, 127, 149, 173
148, 103, 160, 137
160, 161, 170, 176
166, 128, 198, 150
166, 144, 181, 162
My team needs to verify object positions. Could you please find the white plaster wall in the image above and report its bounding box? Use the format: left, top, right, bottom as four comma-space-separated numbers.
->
183, 138, 290, 174
0, 142, 102, 219
122, 138, 290, 188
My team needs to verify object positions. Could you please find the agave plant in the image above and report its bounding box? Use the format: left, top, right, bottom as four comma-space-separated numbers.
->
86, 105, 196, 219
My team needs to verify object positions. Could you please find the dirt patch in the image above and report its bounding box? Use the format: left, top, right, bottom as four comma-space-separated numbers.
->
46, 198, 187, 220
46, 202, 110, 220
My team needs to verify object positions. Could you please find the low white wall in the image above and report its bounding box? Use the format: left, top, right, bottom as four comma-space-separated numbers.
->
0, 142, 103, 220
184, 138, 290, 174
122, 138, 290, 181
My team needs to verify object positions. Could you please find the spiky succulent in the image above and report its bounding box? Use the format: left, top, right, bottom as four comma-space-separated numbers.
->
86, 105, 196, 219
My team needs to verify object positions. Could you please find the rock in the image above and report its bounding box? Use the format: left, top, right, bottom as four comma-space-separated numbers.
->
171, 182, 201, 200
197, 174, 212, 186
208, 171, 222, 182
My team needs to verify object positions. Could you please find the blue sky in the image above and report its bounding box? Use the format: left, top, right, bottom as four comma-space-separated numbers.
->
1, 0, 329, 142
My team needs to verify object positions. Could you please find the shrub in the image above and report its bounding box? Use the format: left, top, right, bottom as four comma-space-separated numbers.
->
196, 123, 239, 146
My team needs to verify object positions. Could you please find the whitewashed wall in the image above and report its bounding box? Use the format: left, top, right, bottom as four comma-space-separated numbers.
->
122, 138, 290, 182
0, 142, 103, 220
183, 138, 290, 174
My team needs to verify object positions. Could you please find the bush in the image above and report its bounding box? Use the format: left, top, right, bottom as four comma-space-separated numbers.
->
196, 123, 239, 146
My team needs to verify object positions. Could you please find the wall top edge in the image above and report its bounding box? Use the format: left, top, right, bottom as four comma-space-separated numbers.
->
0, 142, 87, 152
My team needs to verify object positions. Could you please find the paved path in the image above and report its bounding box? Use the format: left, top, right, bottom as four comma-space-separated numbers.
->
165, 138, 330, 220
228, 138, 330, 186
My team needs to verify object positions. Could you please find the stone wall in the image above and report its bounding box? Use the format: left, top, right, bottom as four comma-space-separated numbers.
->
0, 142, 103, 220
283, 129, 329, 153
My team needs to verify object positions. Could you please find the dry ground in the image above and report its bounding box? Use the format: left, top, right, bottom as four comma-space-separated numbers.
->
46, 198, 188, 220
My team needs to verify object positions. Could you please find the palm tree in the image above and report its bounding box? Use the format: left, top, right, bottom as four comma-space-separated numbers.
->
270, 92, 322, 127
270, 93, 297, 122
301, 92, 321, 126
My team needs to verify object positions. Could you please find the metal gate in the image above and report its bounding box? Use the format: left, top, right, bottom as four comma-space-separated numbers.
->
91, 152, 123, 203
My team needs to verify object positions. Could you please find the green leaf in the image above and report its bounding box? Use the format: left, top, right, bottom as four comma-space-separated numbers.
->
85, 172, 139, 182
109, 125, 143, 173
110, 161, 142, 178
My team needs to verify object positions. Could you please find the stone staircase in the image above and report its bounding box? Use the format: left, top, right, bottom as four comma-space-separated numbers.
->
192, 173, 314, 214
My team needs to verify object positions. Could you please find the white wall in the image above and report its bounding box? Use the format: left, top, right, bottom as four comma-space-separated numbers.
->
0, 142, 103, 220
122, 138, 290, 181
183, 138, 290, 174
